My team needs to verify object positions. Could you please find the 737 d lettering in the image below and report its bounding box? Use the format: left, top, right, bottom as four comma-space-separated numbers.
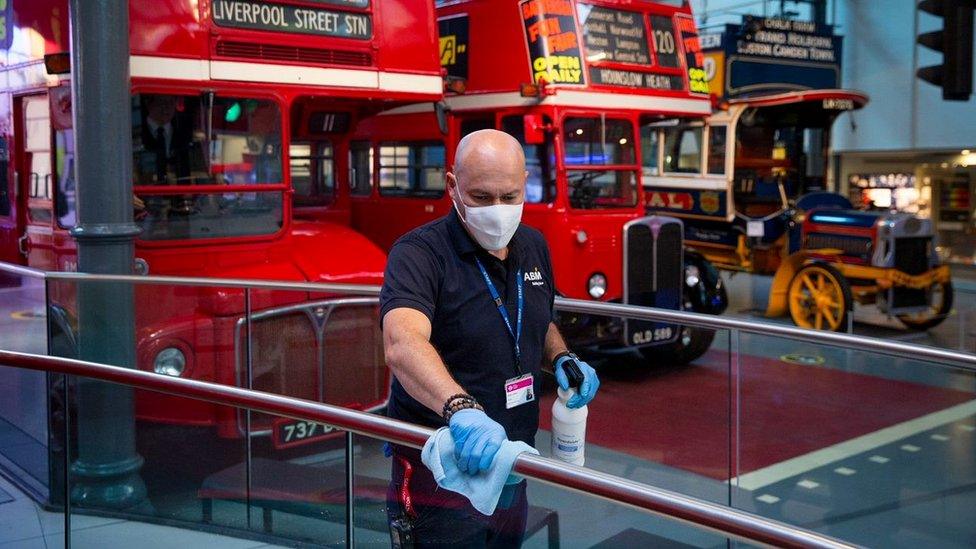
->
282, 421, 335, 443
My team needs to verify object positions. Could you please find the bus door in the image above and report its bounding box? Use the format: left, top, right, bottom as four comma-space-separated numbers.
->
349, 112, 448, 251
16, 94, 57, 271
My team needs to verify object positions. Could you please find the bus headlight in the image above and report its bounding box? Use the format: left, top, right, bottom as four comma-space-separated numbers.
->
154, 347, 186, 377
685, 265, 701, 287
587, 273, 607, 299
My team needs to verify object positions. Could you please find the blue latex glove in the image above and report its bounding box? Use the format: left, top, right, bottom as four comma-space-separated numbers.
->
448, 408, 508, 475
554, 355, 600, 409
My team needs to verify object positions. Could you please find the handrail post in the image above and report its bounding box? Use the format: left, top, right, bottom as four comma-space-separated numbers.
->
66, 0, 146, 510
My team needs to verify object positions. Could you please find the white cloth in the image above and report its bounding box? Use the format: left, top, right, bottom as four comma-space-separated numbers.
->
421, 427, 538, 515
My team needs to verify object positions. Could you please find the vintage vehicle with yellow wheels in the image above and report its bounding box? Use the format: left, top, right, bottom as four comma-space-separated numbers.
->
642, 89, 953, 332
767, 208, 953, 332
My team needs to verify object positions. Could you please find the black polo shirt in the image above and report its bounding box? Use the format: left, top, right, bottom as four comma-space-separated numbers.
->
380, 209, 555, 445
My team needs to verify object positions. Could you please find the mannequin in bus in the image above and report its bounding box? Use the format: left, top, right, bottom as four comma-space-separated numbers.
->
137, 94, 193, 186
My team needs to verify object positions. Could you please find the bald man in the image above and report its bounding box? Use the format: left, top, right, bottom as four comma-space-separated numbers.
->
380, 130, 599, 547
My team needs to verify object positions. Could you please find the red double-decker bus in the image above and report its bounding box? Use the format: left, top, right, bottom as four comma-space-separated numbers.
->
0, 0, 441, 442
342, 0, 728, 365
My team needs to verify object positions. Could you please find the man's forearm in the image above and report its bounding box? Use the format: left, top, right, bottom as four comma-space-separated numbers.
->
543, 322, 570, 367
384, 311, 466, 416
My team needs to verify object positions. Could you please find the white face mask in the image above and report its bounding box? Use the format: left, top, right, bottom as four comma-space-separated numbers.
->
452, 183, 524, 251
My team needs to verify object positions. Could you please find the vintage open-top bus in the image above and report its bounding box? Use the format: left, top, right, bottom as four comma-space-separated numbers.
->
336, 0, 729, 366
0, 0, 442, 443
643, 89, 953, 331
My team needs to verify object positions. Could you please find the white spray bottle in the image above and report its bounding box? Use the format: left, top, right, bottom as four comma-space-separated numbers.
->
550, 358, 588, 466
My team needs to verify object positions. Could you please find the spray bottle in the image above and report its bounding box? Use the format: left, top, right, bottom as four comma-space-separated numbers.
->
550, 357, 588, 466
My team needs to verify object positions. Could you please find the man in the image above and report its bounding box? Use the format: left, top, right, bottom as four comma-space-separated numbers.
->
381, 130, 600, 547
137, 94, 192, 185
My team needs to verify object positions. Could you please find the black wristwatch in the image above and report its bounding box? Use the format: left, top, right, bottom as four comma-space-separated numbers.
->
551, 350, 578, 368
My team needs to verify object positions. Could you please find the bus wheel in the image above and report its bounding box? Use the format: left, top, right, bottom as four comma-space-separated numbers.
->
897, 280, 953, 331
788, 263, 852, 331
640, 326, 715, 366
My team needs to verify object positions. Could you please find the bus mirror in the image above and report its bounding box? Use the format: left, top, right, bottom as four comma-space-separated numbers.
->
524, 114, 546, 145
434, 101, 449, 136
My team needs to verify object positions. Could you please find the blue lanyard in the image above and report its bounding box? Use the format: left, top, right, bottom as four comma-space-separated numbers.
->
474, 257, 523, 373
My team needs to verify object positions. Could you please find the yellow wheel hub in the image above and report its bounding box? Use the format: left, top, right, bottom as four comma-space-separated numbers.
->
789, 266, 845, 331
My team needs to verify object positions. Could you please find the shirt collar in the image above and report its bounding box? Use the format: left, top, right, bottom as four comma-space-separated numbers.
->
446, 207, 523, 258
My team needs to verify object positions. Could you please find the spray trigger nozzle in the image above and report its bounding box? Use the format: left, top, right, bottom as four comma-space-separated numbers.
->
562, 359, 584, 390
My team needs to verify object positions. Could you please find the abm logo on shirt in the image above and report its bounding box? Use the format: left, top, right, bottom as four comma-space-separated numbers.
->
524, 267, 545, 287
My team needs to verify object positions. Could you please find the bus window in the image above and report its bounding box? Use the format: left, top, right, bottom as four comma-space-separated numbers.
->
54, 128, 76, 228
500, 115, 555, 204
131, 94, 284, 240
25, 96, 53, 223
663, 125, 702, 174
640, 125, 660, 176
349, 140, 374, 196
290, 141, 334, 207
132, 94, 282, 186
563, 117, 637, 209
377, 142, 445, 198
708, 126, 727, 175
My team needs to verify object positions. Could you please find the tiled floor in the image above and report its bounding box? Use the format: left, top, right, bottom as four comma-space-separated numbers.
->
0, 475, 287, 549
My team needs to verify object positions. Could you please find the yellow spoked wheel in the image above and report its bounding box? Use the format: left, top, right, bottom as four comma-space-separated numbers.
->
787, 263, 852, 332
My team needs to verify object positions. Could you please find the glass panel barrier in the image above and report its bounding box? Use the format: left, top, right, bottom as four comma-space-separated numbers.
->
956, 286, 976, 352
720, 268, 974, 352
550, 310, 734, 507
0, 366, 66, 548
0, 270, 50, 501
61, 373, 251, 548
0, 368, 753, 548
240, 287, 384, 543
732, 330, 976, 547
45, 277, 252, 541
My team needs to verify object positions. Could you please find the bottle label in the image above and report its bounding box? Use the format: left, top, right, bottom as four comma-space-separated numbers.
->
552, 432, 583, 462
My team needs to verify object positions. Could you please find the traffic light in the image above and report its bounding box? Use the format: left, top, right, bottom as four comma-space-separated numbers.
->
916, 0, 975, 101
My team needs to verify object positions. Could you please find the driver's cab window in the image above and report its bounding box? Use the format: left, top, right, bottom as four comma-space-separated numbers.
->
663, 124, 702, 174
561, 117, 637, 209
500, 115, 555, 204
639, 124, 660, 176
290, 141, 334, 207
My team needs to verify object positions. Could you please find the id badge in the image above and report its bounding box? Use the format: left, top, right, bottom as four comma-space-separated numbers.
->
504, 374, 535, 409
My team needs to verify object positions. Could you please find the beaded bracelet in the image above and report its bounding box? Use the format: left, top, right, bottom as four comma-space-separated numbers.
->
442, 393, 482, 422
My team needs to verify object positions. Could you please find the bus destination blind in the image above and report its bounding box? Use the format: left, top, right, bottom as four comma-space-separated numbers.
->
212, 0, 372, 40
577, 4, 650, 65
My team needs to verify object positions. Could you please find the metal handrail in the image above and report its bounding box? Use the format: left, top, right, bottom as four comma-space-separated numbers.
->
0, 262, 46, 279
0, 349, 856, 549
2, 263, 971, 371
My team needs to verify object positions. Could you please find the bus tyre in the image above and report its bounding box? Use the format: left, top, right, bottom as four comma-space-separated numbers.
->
897, 280, 953, 331
640, 326, 715, 367
788, 263, 852, 332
